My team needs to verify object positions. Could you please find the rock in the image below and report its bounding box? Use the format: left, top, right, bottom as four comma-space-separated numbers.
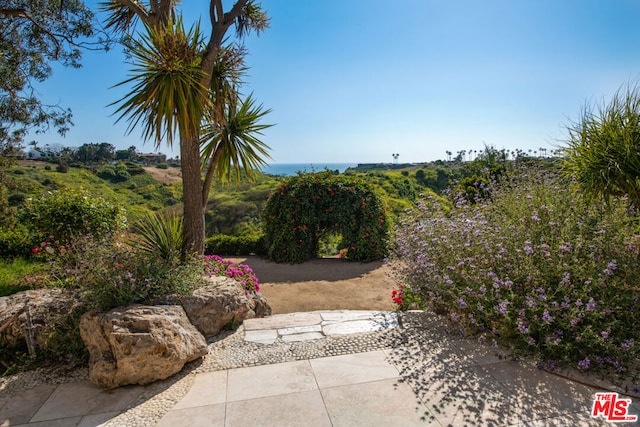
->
80, 305, 208, 389
165, 276, 272, 338
0, 288, 84, 348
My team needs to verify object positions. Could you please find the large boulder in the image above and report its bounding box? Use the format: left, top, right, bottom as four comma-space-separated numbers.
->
165, 276, 272, 338
0, 288, 84, 348
79, 305, 208, 389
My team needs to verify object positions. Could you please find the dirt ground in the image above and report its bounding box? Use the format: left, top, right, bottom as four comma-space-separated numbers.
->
142, 166, 182, 184
228, 256, 398, 314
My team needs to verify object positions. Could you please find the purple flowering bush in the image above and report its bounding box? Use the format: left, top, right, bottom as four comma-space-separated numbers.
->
390, 166, 640, 375
203, 254, 260, 294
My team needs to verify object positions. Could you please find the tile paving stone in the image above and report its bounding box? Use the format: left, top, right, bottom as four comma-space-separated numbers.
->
173, 371, 227, 410
528, 412, 613, 426
310, 350, 400, 389
29, 381, 144, 422
225, 390, 332, 427
226, 360, 317, 402
277, 324, 322, 336
12, 416, 83, 427
0, 384, 56, 425
404, 362, 521, 426
321, 378, 438, 427
322, 319, 386, 336
480, 361, 596, 420
281, 332, 325, 342
155, 403, 225, 427
243, 312, 322, 331
77, 411, 121, 427
243, 329, 278, 344
318, 310, 384, 323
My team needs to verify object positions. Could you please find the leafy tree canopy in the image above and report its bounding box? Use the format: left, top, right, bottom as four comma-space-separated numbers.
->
0, 0, 98, 152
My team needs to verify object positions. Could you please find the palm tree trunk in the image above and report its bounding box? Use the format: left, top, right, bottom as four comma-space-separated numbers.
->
180, 133, 205, 256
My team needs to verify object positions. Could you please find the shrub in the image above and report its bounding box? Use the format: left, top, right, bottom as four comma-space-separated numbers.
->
204, 234, 266, 256
129, 211, 183, 265
0, 225, 37, 259
262, 171, 389, 263
18, 189, 127, 246
563, 81, 640, 208
390, 166, 640, 375
45, 235, 201, 311
56, 159, 69, 173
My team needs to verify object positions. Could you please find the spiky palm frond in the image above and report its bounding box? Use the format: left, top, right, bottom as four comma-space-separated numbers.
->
200, 93, 272, 185
563, 82, 640, 208
110, 17, 208, 148
235, 0, 270, 38
130, 211, 184, 265
99, 0, 140, 35
209, 42, 248, 126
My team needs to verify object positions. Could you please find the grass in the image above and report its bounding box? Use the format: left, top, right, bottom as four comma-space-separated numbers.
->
0, 258, 42, 296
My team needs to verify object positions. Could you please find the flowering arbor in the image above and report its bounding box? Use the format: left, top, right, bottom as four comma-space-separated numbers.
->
262, 171, 388, 263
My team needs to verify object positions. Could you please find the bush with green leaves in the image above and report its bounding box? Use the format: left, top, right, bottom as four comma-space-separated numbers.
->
0, 225, 36, 259
564, 81, 640, 208
18, 189, 127, 246
130, 211, 183, 265
45, 235, 202, 311
262, 171, 389, 263
390, 165, 640, 375
205, 234, 266, 256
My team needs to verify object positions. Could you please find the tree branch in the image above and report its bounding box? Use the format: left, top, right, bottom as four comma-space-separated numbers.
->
211, 0, 223, 24
0, 8, 62, 59
224, 0, 247, 25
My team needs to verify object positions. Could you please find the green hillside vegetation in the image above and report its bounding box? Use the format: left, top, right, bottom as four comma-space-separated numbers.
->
6, 162, 181, 220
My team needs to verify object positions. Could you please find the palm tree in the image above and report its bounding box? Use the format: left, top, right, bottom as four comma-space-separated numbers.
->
103, 0, 269, 256
200, 93, 272, 205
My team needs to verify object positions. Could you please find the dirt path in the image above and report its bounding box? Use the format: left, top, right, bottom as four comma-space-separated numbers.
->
229, 256, 398, 314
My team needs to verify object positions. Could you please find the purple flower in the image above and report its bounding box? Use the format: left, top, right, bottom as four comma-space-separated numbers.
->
578, 357, 591, 370
542, 310, 554, 323
621, 339, 635, 350
518, 322, 529, 334
458, 298, 467, 309
586, 298, 596, 311
524, 245, 533, 255
601, 330, 609, 340
497, 300, 509, 315
603, 260, 617, 276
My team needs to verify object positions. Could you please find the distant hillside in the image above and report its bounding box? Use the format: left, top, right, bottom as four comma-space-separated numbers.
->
6, 160, 451, 238
8, 161, 182, 219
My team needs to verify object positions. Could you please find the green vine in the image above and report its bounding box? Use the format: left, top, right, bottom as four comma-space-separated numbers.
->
262, 171, 389, 263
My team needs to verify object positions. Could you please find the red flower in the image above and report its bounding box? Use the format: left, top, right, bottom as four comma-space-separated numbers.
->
31, 247, 40, 254
391, 289, 404, 305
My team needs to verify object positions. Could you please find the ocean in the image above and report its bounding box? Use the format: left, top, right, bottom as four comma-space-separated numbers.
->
260, 163, 358, 176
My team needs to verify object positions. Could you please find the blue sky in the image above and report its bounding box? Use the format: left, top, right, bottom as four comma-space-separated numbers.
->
31, 0, 640, 163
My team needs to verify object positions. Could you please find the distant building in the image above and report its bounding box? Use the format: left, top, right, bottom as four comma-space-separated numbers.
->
138, 153, 167, 165
27, 149, 60, 159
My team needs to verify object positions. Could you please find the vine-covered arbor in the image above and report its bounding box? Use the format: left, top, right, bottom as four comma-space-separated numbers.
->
262, 171, 389, 263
